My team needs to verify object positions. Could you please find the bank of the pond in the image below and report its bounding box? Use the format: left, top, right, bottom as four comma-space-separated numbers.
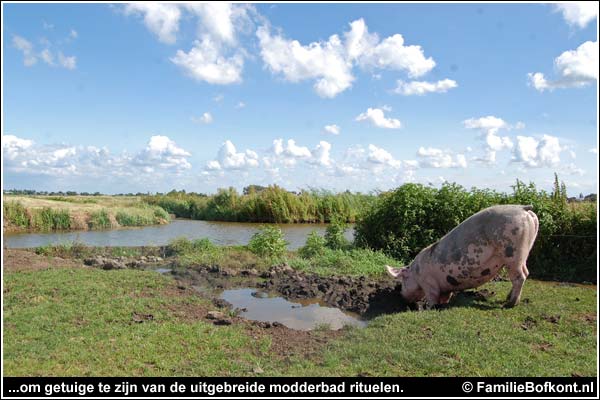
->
3, 195, 169, 234
3, 247, 596, 376
4, 219, 354, 250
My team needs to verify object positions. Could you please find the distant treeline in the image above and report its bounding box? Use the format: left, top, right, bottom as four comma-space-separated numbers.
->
142, 185, 375, 223
355, 175, 597, 283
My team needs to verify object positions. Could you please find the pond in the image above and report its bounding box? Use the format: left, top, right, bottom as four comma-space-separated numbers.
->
3, 219, 355, 250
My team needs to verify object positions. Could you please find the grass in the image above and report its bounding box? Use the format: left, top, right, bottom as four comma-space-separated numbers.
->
3, 263, 596, 376
3, 195, 170, 233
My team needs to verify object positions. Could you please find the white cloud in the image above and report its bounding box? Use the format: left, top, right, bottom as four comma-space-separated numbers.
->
3, 134, 191, 178
170, 36, 244, 84
393, 78, 457, 96
282, 139, 312, 158
564, 163, 585, 176
256, 25, 353, 98
417, 147, 467, 168
346, 19, 435, 77
257, 18, 436, 98
463, 116, 513, 164
208, 140, 259, 170
323, 124, 341, 135
513, 134, 563, 168
124, 3, 181, 44
528, 41, 598, 91
58, 52, 77, 70
590, 147, 598, 154
182, 3, 251, 46
356, 108, 402, 129
310, 141, 333, 166
40, 48, 54, 66
70, 29, 78, 39
554, 3, 598, 29
133, 135, 192, 173
367, 144, 401, 168
13, 35, 37, 66
192, 112, 213, 124
236, 101, 246, 109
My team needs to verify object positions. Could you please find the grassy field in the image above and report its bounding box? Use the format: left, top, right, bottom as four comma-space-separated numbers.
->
3, 248, 596, 377
3, 195, 169, 233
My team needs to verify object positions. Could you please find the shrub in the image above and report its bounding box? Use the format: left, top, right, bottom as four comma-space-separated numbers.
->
30, 208, 71, 231
248, 226, 287, 260
324, 215, 351, 250
88, 210, 111, 229
3, 201, 29, 228
298, 230, 327, 258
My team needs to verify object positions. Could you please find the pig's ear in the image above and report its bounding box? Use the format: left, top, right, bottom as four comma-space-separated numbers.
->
386, 265, 404, 278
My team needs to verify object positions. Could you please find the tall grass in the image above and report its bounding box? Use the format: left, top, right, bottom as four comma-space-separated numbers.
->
30, 208, 71, 231
88, 210, 112, 229
3, 201, 29, 228
143, 186, 374, 223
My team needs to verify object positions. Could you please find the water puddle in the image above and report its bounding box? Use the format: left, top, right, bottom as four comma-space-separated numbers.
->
220, 288, 367, 331
155, 268, 172, 274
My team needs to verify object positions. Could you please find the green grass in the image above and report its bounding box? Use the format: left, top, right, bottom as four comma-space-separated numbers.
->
3, 201, 30, 228
88, 209, 112, 229
284, 280, 597, 376
30, 208, 71, 231
3, 265, 596, 376
289, 247, 401, 277
3, 268, 271, 376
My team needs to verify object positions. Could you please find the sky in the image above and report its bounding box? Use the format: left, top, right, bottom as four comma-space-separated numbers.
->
2, 2, 598, 195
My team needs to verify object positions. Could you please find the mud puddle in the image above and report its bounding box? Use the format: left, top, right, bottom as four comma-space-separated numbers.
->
220, 288, 366, 331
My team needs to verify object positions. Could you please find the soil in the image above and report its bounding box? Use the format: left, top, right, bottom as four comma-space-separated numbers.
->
3, 248, 84, 272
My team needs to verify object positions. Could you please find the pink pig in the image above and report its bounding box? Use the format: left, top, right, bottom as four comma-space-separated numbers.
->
386, 205, 539, 308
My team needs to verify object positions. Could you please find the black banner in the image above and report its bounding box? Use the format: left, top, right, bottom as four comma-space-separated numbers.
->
2, 377, 597, 398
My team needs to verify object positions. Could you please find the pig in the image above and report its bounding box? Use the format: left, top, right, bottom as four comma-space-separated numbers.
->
386, 204, 539, 308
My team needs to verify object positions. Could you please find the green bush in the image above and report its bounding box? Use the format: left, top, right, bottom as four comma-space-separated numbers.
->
248, 226, 287, 260
325, 215, 351, 250
88, 210, 111, 229
3, 201, 29, 228
298, 230, 327, 258
30, 208, 71, 231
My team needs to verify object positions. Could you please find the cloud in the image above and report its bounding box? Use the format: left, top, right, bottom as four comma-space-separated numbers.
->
124, 3, 181, 44
13, 35, 37, 66
366, 144, 401, 168
192, 112, 213, 124
70, 29, 78, 39
132, 135, 192, 173
553, 3, 598, 29
124, 3, 252, 85
257, 18, 437, 97
393, 79, 458, 96
346, 19, 435, 77
590, 147, 598, 154
207, 140, 259, 170
463, 116, 514, 164
3, 134, 191, 178
13, 34, 76, 70
563, 163, 585, 176
512, 134, 563, 168
310, 141, 333, 166
58, 52, 77, 70
323, 124, 340, 135
256, 25, 353, 98
170, 36, 244, 84
182, 3, 251, 46
528, 41, 598, 91
356, 108, 402, 129
40, 48, 54, 65
417, 147, 467, 168
236, 101, 246, 109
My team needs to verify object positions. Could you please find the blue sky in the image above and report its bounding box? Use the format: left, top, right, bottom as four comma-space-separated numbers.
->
3, 2, 598, 195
